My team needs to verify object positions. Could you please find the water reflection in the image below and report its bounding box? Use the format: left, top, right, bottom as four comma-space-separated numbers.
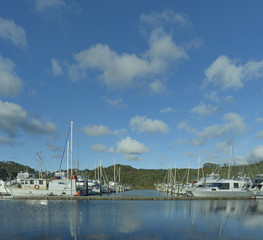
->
1, 198, 263, 239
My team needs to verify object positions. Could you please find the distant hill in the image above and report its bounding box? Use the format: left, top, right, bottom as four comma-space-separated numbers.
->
1, 160, 263, 188
0, 161, 37, 180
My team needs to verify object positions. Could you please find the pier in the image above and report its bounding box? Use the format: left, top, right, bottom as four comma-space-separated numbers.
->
11, 195, 253, 201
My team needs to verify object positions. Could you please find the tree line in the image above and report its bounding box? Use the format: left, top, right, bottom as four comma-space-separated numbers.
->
1, 160, 263, 188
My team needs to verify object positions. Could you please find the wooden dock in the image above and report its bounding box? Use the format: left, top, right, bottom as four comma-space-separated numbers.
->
11, 195, 253, 201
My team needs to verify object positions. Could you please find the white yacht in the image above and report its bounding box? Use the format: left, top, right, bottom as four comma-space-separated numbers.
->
188, 178, 253, 198
251, 174, 263, 198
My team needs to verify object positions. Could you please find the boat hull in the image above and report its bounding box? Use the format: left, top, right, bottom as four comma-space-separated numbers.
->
190, 189, 253, 198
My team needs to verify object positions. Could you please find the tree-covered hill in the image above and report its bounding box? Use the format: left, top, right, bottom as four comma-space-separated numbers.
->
1, 160, 263, 188
0, 161, 37, 180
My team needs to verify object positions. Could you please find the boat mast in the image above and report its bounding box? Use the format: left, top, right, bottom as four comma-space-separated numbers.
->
228, 145, 233, 179
67, 140, 69, 176
114, 159, 116, 182
37, 151, 43, 178
70, 120, 73, 176
197, 156, 200, 181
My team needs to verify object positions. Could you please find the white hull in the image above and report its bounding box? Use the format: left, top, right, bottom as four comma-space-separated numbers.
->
6, 179, 80, 197
190, 189, 253, 198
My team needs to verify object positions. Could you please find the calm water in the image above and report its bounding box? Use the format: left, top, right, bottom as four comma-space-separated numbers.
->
1, 190, 263, 240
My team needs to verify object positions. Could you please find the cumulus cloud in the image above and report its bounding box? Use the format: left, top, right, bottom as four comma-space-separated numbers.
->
82, 124, 125, 137
140, 9, 187, 26
0, 17, 27, 49
0, 100, 57, 144
90, 143, 115, 153
204, 55, 263, 90
0, 54, 23, 97
255, 117, 263, 123
69, 44, 150, 87
117, 136, 149, 160
160, 107, 176, 113
67, 11, 188, 93
204, 55, 243, 89
51, 58, 63, 75
245, 145, 263, 163
178, 112, 245, 146
35, 0, 67, 12
256, 130, 263, 139
149, 79, 166, 94
190, 101, 219, 115
147, 28, 188, 70
106, 98, 126, 108
130, 116, 169, 133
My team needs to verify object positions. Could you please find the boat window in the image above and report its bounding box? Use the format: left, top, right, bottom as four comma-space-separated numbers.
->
30, 180, 34, 185
25, 180, 28, 185
39, 180, 43, 185
210, 183, 229, 190
234, 183, 239, 188
21, 180, 24, 184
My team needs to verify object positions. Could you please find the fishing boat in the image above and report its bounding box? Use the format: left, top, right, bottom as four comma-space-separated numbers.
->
5, 171, 86, 197
4, 121, 87, 197
188, 177, 253, 198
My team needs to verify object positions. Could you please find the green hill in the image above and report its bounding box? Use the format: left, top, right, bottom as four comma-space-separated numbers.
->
1, 160, 263, 188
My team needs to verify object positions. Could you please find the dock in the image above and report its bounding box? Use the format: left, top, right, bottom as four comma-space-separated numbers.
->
11, 195, 254, 201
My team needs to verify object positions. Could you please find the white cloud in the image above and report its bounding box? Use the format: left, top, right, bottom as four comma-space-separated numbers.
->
190, 101, 219, 115
147, 29, 188, 68
117, 136, 149, 161
0, 54, 23, 97
67, 15, 188, 93
204, 55, 263, 90
160, 107, 176, 113
245, 145, 263, 163
130, 116, 169, 133
0, 135, 16, 146
0, 17, 27, 49
255, 117, 263, 123
178, 112, 245, 146
106, 98, 125, 108
204, 55, 243, 89
35, 0, 67, 12
140, 9, 187, 26
69, 44, 150, 88
256, 130, 263, 139
0, 100, 57, 142
82, 124, 125, 137
90, 143, 115, 153
208, 91, 220, 102
149, 79, 166, 94
51, 58, 63, 76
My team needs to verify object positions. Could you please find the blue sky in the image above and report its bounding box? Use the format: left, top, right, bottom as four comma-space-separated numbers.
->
1, 0, 263, 172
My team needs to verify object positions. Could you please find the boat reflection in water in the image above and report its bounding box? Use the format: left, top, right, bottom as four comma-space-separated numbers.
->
1, 194, 263, 239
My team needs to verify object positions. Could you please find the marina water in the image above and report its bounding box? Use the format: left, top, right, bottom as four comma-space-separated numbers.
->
1, 190, 263, 240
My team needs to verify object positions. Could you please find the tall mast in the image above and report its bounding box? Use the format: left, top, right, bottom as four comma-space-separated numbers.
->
70, 120, 73, 176
198, 156, 200, 181
114, 159, 116, 182
228, 145, 233, 179
67, 140, 69, 176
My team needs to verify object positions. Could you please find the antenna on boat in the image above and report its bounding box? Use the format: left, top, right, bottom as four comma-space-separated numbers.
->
37, 151, 43, 179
